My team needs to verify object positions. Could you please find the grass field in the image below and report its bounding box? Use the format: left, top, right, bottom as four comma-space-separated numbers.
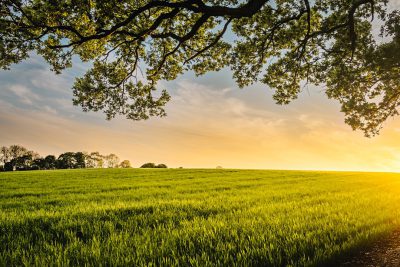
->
1, 169, 400, 266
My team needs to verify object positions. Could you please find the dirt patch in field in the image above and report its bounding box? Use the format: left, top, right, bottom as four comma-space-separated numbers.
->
340, 230, 400, 267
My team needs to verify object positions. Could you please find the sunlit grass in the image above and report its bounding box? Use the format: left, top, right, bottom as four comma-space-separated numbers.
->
1, 169, 400, 266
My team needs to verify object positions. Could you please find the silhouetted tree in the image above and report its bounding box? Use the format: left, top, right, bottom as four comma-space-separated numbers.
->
84, 152, 97, 168
74, 152, 86, 169
32, 158, 46, 170
0, 146, 11, 166
156, 164, 167, 168
26, 150, 40, 160
105, 154, 120, 168
86, 152, 104, 168
119, 160, 132, 168
44, 155, 57, 169
57, 152, 77, 169
13, 154, 33, 171
0, 144, 122, 171
140, 163, 157, 168
9, 145, 28, 160
0, 145, 39, 171
4, 162, 13, 172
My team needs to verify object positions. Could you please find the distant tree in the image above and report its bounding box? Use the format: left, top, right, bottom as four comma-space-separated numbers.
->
13, 154, 33, 170
26, 150, 40, 160
216, 166, 223, 169
57, 152, 77, 169
0, 149, 5, 169
74, 152, 86, 169
0, 145, 122, 171
84, 152, 97, 168
9, 145, 28, 160
4, 162, 13, 172
0, 146, 11, 166
32, 158, 46, 170
44, 155, 57, 169
1, 145, 38, 171
86, 152, 104, 168
96, 156, 105, 168
156, 164, 167, 168
140, 163, 156, 168
105, 154, 120, 168
119, 160, 132, 168
32, 155, 56, 170
57, 152, 87, 169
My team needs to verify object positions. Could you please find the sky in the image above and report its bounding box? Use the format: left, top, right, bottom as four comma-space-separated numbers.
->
1, 1, 400, 171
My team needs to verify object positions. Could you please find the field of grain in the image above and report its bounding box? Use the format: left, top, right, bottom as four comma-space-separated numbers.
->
1, 169, 400, 266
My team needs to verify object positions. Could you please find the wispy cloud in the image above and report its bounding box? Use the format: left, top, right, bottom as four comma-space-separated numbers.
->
1, 37, 400, 171
7, 84, 40, 105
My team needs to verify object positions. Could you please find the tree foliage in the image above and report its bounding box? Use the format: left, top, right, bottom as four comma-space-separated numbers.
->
119, 160, 132, 168
141, 162, 157, 168
104, 153, 120, 168
140, 162, 168, 168
0, 145, 39, 170
156, 164, 168, 168
44, 155, 57, 169
13, 154, 33, 170
1, 0, 399, 136
0, 146, 11, 166
57, 152, 79, 169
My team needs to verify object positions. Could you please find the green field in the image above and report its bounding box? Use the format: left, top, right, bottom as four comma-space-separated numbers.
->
1, 169, 400, 266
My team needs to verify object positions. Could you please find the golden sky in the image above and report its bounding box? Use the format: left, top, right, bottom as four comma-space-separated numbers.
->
1, 57, 400, 172
1, 0, 400, 171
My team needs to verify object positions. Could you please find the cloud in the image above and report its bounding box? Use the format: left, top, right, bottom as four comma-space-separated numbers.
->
7, 85, 40, 105
2, 52, 400, 171
0, 54, 95, 121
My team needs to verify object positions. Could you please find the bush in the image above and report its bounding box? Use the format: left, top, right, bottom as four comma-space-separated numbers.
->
140, 163, 156, 168
4, 162, 14, 172
140, 163, 168, 168
156, 164, 167, 168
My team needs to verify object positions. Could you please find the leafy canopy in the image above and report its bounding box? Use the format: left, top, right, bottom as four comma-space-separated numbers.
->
1, 0, 399, 136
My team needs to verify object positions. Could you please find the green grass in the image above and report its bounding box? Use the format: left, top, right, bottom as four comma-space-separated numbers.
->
1, 169, 400, 266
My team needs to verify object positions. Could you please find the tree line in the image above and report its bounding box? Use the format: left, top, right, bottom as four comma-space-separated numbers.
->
0, 145, 132, 172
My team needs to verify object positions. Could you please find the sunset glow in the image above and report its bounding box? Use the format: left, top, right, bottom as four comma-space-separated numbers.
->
2, 55, 400, 172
